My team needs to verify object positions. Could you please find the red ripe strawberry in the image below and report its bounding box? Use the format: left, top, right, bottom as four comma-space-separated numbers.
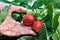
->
32, 20, 44, 32
23, 14, 35, 26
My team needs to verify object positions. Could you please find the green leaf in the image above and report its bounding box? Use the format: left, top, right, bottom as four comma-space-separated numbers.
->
4, 0, 27, 6
14, 0, 26, 3
41, 0, 52, 5
33, 0, 52, 8
40, 9, 47, 19
12, 12, 20, 20
33, 9, 48, 21
27, 0, 36, 7
33, 0, 43, 8
12, 12, 25, 22
0, 0, 6, 2
54, 9, 60, 15
53, 0, 60, 8
37, 26, 47, 40
18, 13, 25, 22
57, 16, 60, 40
0, 6, 10, 24
17, 36, 34, 40
52, 32, 59, 40
45, 3, 59, 36
20, 3, 32, 9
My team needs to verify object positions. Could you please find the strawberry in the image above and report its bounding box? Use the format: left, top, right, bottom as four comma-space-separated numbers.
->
32, 20, 44, 32
23, 14, 35, 26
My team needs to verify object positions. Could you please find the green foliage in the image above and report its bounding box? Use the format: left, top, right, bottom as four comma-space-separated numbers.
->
45, 3, 59, 36
12, 12, 20, 20
33, 9, 47, 20
53, 0, 60, 8
0, 6, 10, 24
36, 26, 47, 40
17, 36, 34, 40
52, 32, 59, 40
12, 12, 25, 22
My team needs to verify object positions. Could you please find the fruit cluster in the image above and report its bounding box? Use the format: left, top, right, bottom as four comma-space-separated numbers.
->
23, 14, 44, 32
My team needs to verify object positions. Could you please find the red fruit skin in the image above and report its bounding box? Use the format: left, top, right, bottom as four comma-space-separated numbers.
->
32, 20, 44, 32
23, 14, 35, 26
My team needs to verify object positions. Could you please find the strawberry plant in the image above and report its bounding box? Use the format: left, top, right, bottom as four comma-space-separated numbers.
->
0, 0, 60, 40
